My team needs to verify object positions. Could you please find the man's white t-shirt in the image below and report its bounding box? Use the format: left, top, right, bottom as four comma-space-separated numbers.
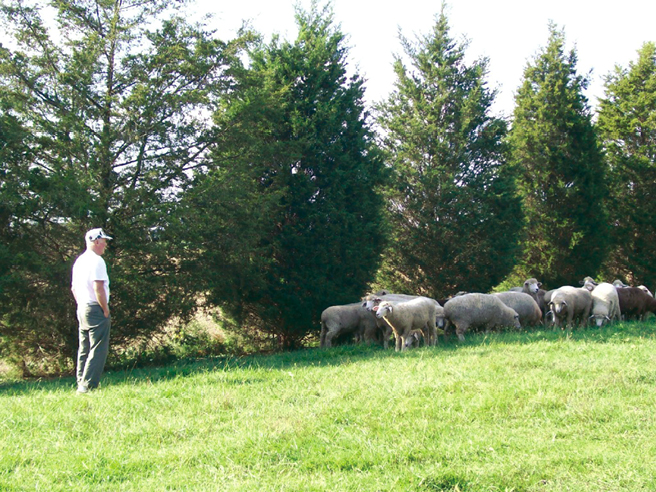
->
71, 249, 110, 306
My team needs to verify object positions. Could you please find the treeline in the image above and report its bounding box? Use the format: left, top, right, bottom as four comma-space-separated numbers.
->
1, 0, 655, 374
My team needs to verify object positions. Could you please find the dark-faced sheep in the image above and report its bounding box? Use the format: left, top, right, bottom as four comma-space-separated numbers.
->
443, 293, 521, 342
320, 303, 376, 348
493, 291, 542, 327
590, 282, 621, 326
548, 286, 592, 331
616, 287, 656, 320
372, 298, 438, 352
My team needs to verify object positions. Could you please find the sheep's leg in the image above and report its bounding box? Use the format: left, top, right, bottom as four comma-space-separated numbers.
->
456, 324, 466, 342
323, 329, 337, 348
420, 326, 431, 347
566, 309, 574, 334
394, 333, 402, 352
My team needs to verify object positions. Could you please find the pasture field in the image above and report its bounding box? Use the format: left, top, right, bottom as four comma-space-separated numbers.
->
2, 322, 656, 491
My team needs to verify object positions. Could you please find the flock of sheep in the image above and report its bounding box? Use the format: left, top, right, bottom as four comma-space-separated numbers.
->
319, 277, 656, 351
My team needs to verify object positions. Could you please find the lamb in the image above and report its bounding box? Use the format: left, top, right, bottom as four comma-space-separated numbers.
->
403, 329, 425, 349
493, 291, 542, 327
362, 293, 443, 348
547, 286, 593, 331
616, 287, 656, 320
589, 282, 622, 326
443, 293, 521, 342
371, 298, 438, 352
320, 303, 376, 348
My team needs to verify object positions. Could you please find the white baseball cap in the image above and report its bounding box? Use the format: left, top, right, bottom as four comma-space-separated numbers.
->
86, 228, 113, 242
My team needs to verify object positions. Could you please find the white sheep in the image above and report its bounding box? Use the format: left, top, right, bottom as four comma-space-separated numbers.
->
362, 293, 442, 348
590, 282, 622, 326
443, 293, 521, 342
510, 278, 547, 316
320, 303, 376, 348
493, 291, 542, 327
548, 286, 593, 331
371, 298, 438, 352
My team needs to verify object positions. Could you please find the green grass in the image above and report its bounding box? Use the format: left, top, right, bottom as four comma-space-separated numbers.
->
2, 322, 656, 491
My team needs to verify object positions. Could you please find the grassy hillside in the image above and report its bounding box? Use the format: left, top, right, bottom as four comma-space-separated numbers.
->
2, 322, 656, 491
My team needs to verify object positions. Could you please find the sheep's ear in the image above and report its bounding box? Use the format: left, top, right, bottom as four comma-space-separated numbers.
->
538, 282, 542, 287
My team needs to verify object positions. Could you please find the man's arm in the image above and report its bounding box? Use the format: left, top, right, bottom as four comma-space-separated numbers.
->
93, 280, 110, 318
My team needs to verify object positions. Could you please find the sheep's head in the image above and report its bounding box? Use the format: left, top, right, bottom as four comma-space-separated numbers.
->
524, 278, 541, 294
590, 314, 611, 327
361, 295, 382, 311
512, 313, 521, 329
373, 301, 393, 318
580, 276, 597, 292
404, 331, 422, 348
550, 299, 567, 315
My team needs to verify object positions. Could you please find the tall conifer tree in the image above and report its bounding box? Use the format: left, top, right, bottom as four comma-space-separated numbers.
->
597, 42, 656, 287
191, 2, 386, 348
508, 24, 608, 288
0, 0, 246, 369
375, 8, 522, 296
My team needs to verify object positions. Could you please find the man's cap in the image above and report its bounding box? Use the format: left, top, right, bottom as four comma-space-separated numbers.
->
86, 228, 113, 242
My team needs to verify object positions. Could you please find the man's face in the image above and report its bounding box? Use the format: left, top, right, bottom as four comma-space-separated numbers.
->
92, 238, 108, 255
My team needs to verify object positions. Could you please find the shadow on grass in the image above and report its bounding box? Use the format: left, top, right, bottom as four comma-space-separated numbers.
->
3, 319, 656, 396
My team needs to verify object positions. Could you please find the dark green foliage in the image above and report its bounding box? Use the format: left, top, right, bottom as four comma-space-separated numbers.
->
186, 2, 387, 349
375, 7, 522, 297
508, 24, 608, 288
597, 42, 656, 288
0, 0, 246, 372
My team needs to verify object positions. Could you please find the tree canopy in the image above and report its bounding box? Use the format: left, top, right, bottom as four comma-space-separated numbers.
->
508, 24, 608, 289
374, 7, 522, 296
183, 2, 387, 349
597, 42, 656, 288
0, 0, 248, 370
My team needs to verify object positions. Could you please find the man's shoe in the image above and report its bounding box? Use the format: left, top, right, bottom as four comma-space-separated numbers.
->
77, 384, 89, 394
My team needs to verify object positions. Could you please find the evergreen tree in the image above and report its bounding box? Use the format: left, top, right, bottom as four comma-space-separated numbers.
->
508, 24, 608, 288
597, 42, 656, 287
375, 7, 522, 296
186, 2, 387, 349
0, 0, 246, 371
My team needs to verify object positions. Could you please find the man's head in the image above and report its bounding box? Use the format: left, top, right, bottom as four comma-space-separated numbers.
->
85, 228, 112, 255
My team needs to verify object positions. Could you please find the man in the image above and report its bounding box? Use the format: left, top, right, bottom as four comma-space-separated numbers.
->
71, 228, 113, 393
